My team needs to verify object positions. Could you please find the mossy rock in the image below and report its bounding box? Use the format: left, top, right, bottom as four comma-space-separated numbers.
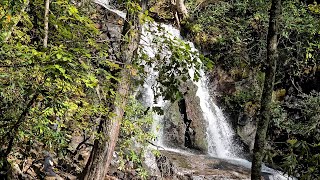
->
149, 0, 175, 20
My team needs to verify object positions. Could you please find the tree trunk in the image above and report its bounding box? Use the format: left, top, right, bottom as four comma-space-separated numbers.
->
80, 0, 147, 179
251, 0, 281, 179
80, 118, 110, 180
176, 0, 188, 19
0, 92, 39, 178
43, 0, 50, 48
172, 0, 188, 28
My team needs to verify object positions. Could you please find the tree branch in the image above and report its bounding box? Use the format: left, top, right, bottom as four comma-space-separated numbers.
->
3, 93, 39, 157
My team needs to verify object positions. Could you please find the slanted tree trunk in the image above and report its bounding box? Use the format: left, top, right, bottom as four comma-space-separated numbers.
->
251, 0, 281, 179
80, 1, 147, 179
0, 92, 39, 178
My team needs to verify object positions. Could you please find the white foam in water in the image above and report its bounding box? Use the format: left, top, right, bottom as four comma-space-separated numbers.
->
140, 22, 295, 179
139, 23, 175, 147
223, 158, 295, 180
94, 0, 126, 19
189, 68, 240, 158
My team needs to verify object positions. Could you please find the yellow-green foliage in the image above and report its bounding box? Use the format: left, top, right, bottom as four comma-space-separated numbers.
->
118, 97, 154, 179
308, 2, 320, 14
149, 0, 174, 20
0, 0, 116, 156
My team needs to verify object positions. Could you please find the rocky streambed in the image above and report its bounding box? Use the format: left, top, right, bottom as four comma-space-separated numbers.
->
141, 149, 289, 180
153, 150, 251, 180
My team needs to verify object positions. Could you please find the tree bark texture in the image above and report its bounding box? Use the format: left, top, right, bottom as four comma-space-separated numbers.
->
176, 0, 188, 19
251, 0, 281, 179
171, 0, 188, 28
80, 118, 110, 180
43, 0, 50, 48
80, 0, 147, 179
103, 69, 131, 173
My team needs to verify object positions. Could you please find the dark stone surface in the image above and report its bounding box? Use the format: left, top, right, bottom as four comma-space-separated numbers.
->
162, 80, 207, 152
155, 150, 251, 180
163, 102, 186, 148
184, 81, 207, 152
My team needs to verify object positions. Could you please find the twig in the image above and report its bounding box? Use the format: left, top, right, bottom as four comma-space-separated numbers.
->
290, 76, 304, 94
0, 60, 73, 68
193, 0, 205, 12
146, 140, 166, 150
72, 136, 91, 155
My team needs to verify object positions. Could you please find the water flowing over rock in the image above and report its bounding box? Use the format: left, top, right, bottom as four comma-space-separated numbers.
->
139, 22, 295, 180
94, 0, 126, 19
139, 23, 208, 151
189, 68, 241, 158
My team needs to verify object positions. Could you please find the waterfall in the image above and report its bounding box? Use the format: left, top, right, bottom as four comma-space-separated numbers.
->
140, 22, 295, 180
189, 69, 240, 158
140, 22, 240, 158
94, 0, 126, 19
139, 23, 173, 147
140, 67, 165, 146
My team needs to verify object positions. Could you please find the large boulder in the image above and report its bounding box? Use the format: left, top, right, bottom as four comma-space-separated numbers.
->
163, 102, 186, 148
184, 81, 207, 152
162, 80, 207, 152
146, 150, 291, 180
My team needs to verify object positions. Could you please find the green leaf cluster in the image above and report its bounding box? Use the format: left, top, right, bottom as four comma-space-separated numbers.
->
0, 0, 116, 162
117, 97, 154, 179
270, 92, 320, 179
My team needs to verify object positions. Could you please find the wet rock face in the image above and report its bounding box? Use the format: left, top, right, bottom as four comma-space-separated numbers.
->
178, 98, 193, 148
207, 66, 262, 153
94, 5, 123, 62
155, 153, 175, 178
163, 81, 207, 152
184, 82, 207, 152
210, 67, 236, 96
154, 150, 251, 180
163, 102, 186, 148
237, 102, 258, 152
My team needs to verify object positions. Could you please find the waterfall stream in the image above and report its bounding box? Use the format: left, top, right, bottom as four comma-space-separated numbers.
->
94, 4, 290, 179
189, 68, 240, 158
94, 0, 126, 19
96, 0, 241, 159
140, 22, 240, 158
139, 22, 294, 180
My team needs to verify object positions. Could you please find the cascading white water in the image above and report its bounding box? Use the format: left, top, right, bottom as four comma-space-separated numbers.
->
94, 0, 126, 19
140, 22, 295, 180
94, 1, 294, 178
139, 23, 174, 147
139, 65, 165, 146
189, 68, 239, 158
140, 22, 239, 156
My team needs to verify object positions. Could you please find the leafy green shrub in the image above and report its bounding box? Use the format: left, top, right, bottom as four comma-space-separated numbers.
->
117, 97, 154, 179
270, 92, 320, 179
